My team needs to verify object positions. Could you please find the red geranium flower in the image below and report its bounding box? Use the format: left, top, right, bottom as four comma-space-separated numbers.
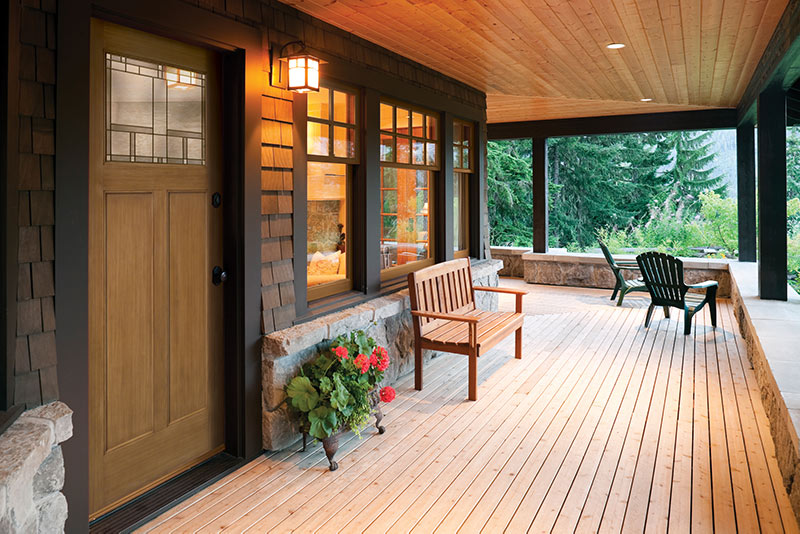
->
379, 386, 395, 403
375, 347, 390, 371
354, 353, 370, 374
333, 346, 348, 360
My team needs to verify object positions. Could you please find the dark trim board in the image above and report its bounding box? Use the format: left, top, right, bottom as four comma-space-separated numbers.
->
56, 2, 263, 530
487, 109, 738, 140
2, 0, 20, 415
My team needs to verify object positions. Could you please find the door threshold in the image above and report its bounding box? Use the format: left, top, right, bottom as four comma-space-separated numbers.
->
89, 452, 244, 534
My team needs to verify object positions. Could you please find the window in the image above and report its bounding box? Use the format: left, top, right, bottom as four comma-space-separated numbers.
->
307, 86, 357, 161
105, 53, 205, 165
306, 84, 358, 300
379, 101, 439, 277
453, 119, 473, 257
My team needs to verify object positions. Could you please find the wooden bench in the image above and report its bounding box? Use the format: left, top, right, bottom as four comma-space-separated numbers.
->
407, 259, 528, 401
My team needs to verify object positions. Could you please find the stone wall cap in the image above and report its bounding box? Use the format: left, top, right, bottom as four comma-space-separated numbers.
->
263, 321, 328, 358
471, 258, 504, 277
20, 401, 72, 444
0, 417, 53, 488
489, 246, 532, 255
521, 251, 731, 271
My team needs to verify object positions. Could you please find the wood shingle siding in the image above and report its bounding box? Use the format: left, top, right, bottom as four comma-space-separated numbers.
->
13, 0, 58, 408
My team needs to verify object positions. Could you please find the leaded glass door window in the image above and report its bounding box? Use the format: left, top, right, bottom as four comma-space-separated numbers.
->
106, 53, 205, 165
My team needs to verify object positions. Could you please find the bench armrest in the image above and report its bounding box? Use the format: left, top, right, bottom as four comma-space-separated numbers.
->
473, 286, 527, 313
688, 281, 718, 289
410, 310, 480, 324
473, 286, 529, 296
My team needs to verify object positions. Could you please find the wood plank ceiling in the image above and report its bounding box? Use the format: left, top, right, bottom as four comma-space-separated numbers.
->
281, 0, 789, 122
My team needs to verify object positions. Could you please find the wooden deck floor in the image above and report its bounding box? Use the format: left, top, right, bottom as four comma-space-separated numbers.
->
139, 284, 798, 533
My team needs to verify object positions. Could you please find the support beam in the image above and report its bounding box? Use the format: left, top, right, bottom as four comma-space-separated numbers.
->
757, 87, 788, 300
532, 138, 548, 253
488, 109, 737, 140
737, 123, 757, 262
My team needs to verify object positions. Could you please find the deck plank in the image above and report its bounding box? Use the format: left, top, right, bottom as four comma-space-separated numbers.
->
137, 284, 799, 534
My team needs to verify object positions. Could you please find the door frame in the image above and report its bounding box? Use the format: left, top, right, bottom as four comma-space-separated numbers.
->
56, 1, 263, 530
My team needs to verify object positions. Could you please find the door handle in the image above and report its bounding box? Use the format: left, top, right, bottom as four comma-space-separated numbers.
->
212, 266, 227, 286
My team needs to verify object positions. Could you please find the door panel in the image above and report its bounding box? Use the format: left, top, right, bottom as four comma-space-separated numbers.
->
168, 191, 208, 422
105, 193, 155, 450
89, 20, 224, 518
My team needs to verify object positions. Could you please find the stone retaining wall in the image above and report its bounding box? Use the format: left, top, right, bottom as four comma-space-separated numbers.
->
0, 402, 72, 533
729, 263, 800, 522
522, 252, 732, 297
261, 259, 503, 450
490, 247, 529, 278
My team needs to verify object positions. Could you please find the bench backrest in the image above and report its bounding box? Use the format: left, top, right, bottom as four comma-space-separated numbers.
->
408, 258, 475, 335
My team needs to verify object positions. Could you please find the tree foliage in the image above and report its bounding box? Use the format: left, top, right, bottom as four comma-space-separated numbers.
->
487, 139, 533, 246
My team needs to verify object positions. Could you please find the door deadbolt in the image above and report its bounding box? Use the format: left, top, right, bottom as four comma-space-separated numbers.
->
212, 266, 227, 286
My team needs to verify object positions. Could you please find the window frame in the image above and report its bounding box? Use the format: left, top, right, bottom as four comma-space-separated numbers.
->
378, 98, 440, 280
297, 81, 362, 308
452, 118, 474, 258
305, 161, 353, 302
306, 81, 360, 165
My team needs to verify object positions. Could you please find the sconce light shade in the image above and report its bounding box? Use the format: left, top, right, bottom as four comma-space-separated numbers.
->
287, 54, 320, 93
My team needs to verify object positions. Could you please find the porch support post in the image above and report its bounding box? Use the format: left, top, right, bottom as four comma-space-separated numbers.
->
470, 122, 488, 259
532, 137, 549, 253
439, 112, 454, 261
757, 87, 788, 300
362, 88, 382, 294
737, 122, 757, 262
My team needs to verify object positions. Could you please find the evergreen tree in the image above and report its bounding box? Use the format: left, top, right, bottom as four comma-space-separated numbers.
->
487, 139, 533, 247
656, 130, 725, 215
786, 127, 800, 201
547, 132, 672, 248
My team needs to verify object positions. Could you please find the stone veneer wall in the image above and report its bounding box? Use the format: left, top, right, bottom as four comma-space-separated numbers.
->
729, 263, 800, 522
261, 259, 503, 450
522, 252, 732, 298
0, 402, 72, 533
490, 246, 529, 278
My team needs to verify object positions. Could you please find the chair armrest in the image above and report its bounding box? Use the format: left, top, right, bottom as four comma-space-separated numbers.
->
617, 264, 639, 271
410, 310, 480, 323
473, 286, 529, 296
688, 281, 718, 289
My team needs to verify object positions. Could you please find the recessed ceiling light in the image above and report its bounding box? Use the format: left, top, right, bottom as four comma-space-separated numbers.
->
640, 98, 652, 102
606, 43, 625, 49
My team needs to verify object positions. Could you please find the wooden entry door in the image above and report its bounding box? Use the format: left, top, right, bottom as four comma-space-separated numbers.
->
88, 20, 225, 518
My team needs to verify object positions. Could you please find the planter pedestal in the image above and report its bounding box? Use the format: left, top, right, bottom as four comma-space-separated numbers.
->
301, 394, 386, 471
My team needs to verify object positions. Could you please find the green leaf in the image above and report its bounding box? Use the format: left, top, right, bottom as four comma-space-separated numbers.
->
319, 376, 333, 394
330, 375, 354, 417
308, 406, 339, 439
286, 376, 319, 413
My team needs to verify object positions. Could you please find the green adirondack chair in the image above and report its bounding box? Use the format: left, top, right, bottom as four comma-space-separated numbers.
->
636, 251, 718, 335
598, 240, 648, 306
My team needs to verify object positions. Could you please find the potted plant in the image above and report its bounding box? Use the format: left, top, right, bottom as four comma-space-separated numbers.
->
285, 329, 396, 471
